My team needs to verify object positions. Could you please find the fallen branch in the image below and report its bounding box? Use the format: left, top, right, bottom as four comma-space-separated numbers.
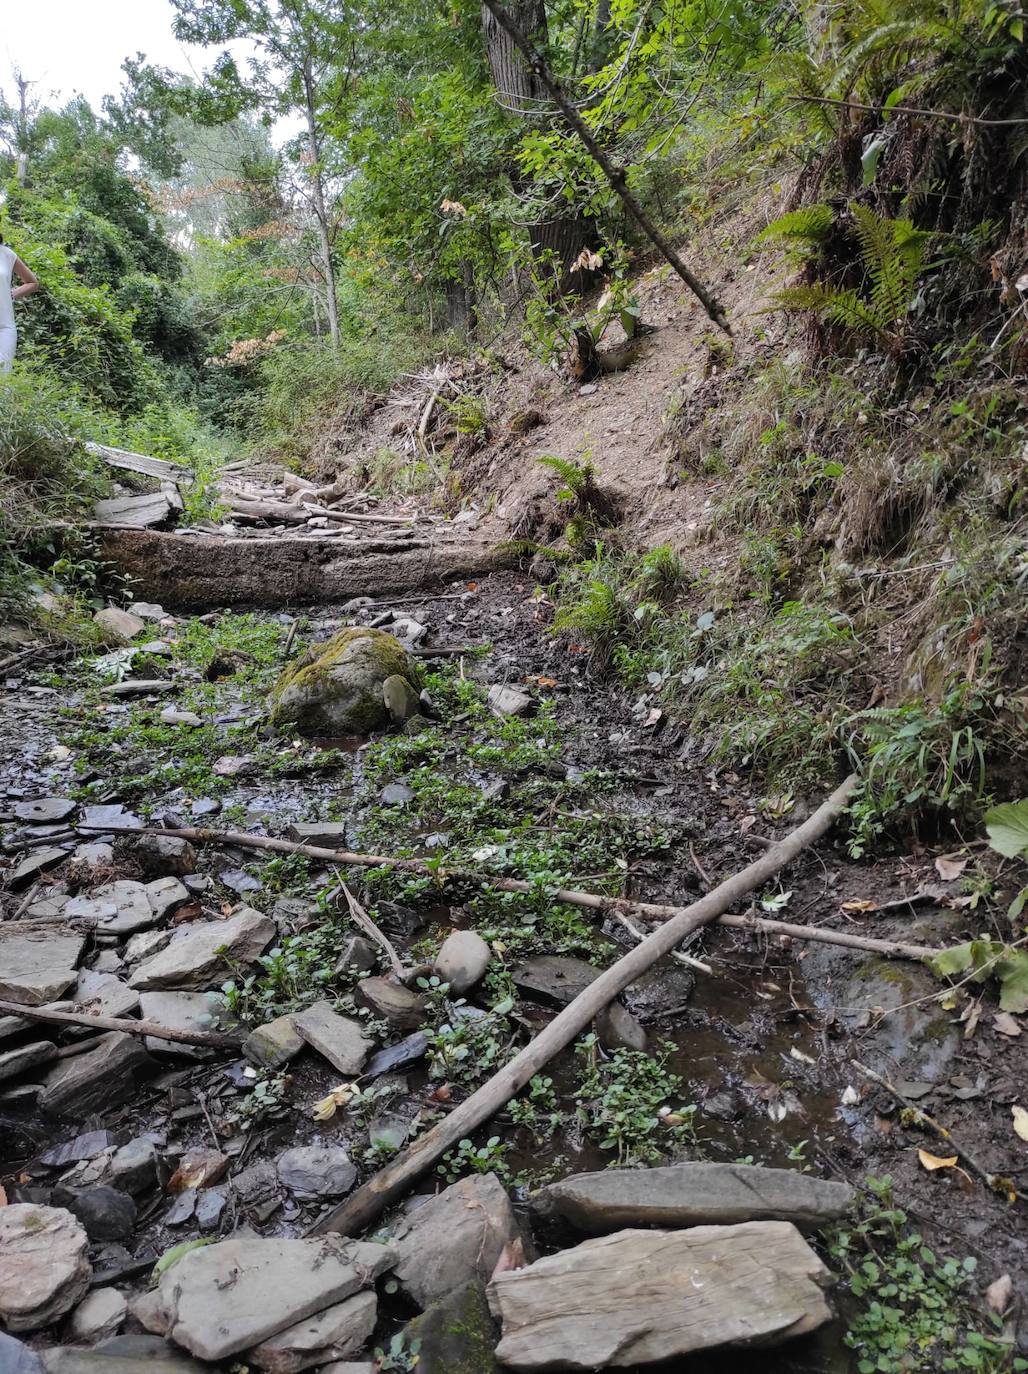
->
337, 882, 407, 979
854, 1061, 1024, 1202
0, 999, 242, 1050
480, 0, 730, 334
311, 773, 856, 1235
78, 818, 941, 964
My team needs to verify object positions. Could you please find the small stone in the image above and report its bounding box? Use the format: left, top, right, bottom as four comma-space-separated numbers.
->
100, 679, 175, 698
14, 799, 76, 824
39, 1033, 152, 1119
108, 1137, 158, 1195
486, 684, 533, 717
145, 876, 192, 922
80, 804, 142, 833
0, 1331, 45, 1373
355, 977, 426, 1029
39, 1132, 118, 1169
61, 1186, 137, 1242
433, 930, 491, 994
401, 1281, 500, 1374
70, 882, 155, 936
159, 708, 202, 727
386, 616, 428, 648
128, 907, 275, 992
194, 1189, 226, 1232
512, 955, 600, 1007
0, 932, 85, 1006
67, 1287, 128, 1342
164, 1189, 197, 1226
390, 1174, 524, 1309
94, 608, 145, 641
138, 991, 221, 1057
382, 675, 421, 723
128, 833, 197, 879
0, 1041, 58, 1083
219, 867, 262, 894
291, 1001, 373, 1075
334, 935, 378, 977
71, 842, 114, 870
624, 966, 696, 1018
0, 1205, 91, 1331
364, 1032, 428, 1077
594, 1001, 648, 1053
124, 928, 172, 965
379, 783, 414, 806
276, 1146, 357, 1200
578, 381, 598, 395
62, 969, 140, 1020
243, 1015, 305, 1069
190, 799, 220, 818
248, 1290, 376, 1373
212, 755, 256, 777
45, 1334, 208, 1371
7, 848, 69, 892
127, 602, 166, 622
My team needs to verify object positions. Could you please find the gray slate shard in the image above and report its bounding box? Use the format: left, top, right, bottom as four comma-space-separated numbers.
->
276, 1146, 357, 1200
39, 1131, 119, 1169
7, 847, 69, 892
290, 1001, 373, 1075
0, 1330, 46, 1373
532, 1163, 856, 1234
39, 1033, 152, 1119
364, 1032, 428, 1077
0, 932, 85, 1006
512, 955, 600, 1006
14, 798, 76, 824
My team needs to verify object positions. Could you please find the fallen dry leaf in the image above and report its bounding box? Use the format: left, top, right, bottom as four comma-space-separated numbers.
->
312, 1083, 358, 1121
985, 1274, 1013, 1314
993, 1011, 1022, 1038
1012, 1104, 1028, 1142
841, 899, 876, 914
167, 1148, 228, 1194
935, 855, 969, 882
918, 1148, 958, 1171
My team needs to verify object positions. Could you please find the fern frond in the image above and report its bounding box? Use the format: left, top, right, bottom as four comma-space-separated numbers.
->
758, 204, 835, 248
852, 203, 928, 328
537, 454, 595, 498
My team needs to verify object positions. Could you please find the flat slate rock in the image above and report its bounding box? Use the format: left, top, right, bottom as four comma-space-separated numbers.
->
0, 932, 85, 1007
14, 798, 76, 824
354, 977, 426, 1029
291, 1000, 373, 1075
364, 1031, 428, 1077
56, 969, 140, 1020
532, 1163, 855, 1234
7, 847, 69, 892
247, 1289, 376, 1373
401, 1280, 500, 1374
488, 1222, 834, 1369
276, 1146, 357, 1201
41, 1334, 208, 1372
285, 822, 350, 848
0, 1205, 92, 1332
152, 1235, 395, 1362
244, 1014, 305, 1069
0, 1330, 45, 1373
0, 1041, 58, 1083
512, 955, 601, 1006
39, 1033, 152, 1119
138, 991, 221, 1057
128, 907, 275, 991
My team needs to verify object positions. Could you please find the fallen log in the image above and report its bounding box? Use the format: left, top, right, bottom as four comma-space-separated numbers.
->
78, 817, 940, 964
222, 497, 309, 524
92, 492, 181, 530
310, 774, 858, 1235
84, 441, 185, 484
0, 999, 242, 1050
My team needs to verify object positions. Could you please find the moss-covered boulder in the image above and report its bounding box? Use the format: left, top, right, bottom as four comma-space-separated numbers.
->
268, 626, 417, 736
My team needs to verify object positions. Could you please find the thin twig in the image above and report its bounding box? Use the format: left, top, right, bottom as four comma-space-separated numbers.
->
608, 907, 712, 974
338, 883, 407, 979
796, 93, 1028, 128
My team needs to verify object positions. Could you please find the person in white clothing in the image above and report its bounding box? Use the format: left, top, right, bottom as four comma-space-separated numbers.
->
0, 235, 40, 374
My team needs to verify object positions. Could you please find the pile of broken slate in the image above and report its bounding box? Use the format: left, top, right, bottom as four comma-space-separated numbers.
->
2, 792, 854, 1371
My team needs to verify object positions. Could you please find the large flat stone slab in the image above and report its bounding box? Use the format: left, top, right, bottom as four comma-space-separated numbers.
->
488, 1223, 834, 1369
39, 1033, 152, 1119
153, 1235, 395, 1361
128, 907, 275, 991
0, 932, 85, 1006
532, 1163, 854, 1234
247, 1290, 376, 1373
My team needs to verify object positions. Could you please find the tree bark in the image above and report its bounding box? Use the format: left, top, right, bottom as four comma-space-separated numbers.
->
302, 60, 340, 349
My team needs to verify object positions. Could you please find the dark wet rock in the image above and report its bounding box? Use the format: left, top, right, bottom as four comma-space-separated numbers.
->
244, 1014, 305, 1069
138, 992, 221, 1057
433, 930, 491, 994
220, 867, 262, 894
488, 1222, 834, 1368
230, 1161, 281, 1217
66, 1287, 127, 1341
127, 834, 197, 879
401, 1280, 500, 1374
164, 1189, 197, 1226
59, 1186, 137, 1242
703, 1087, 744, 1122
39, 1033, 152, 1119
247, 1290, 376, 1373
108, 1138, 157, 1195
0, 1041, 58, 1083
383, 674, 421, 724
277, 1146, 357, 1200
532, 1163, 854, 1234
285, 821, 349, 848
38, 1131, 118, 1169
487, 684, 533, 717
0, 1205, 91, 1331
594, 1002, 647, 1053
379, 783, 415, 806
512, 955, 600, 1006
0, 1330, 45, 1373
291, 1001, 372, 1074
389, 1173, 523, 1309
624, 966, 695, 1019
355, 977, 426, 1029
364, 1031, 428, 1077
7, 847, 68, 892
151, 1234, 396, 1362
128, 907, 275, 991
194, 1189, 226, 1232
269, 627, 416, 737
14, 799, 76, 824
40, 1334, 208, 1372
334, 936, 378, 977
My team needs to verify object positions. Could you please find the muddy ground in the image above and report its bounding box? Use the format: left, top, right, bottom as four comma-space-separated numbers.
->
1, 571, 1025, 1369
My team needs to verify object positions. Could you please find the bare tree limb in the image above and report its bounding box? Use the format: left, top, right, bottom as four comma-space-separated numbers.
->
0, 999, 242, 1050
480, 0, 731, 334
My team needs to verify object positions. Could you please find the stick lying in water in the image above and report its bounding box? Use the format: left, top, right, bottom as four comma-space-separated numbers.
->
307, 772, 858, 1235
79, 810, 941, 965
0, 999, 242, 1050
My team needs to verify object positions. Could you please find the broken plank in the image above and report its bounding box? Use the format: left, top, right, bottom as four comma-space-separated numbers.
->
85, 442, 185, 484
92, 492, 181, 530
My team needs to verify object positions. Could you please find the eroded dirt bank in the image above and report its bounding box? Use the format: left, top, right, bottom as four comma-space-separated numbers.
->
1, 573, 1024, 1372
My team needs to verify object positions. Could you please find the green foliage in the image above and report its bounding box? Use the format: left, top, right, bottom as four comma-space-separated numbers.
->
574, 1034, 697, 1166
758, 204, 835, 250
374, 1333, 422, 1372
439, 1135, 513, 1185
830, 1177, 1020, 1374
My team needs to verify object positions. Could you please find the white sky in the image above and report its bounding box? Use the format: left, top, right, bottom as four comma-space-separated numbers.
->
2, 0, 251, 118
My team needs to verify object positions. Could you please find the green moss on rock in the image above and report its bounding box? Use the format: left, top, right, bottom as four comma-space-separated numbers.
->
268, 626, 416, 737
402, 1280, 501, 1374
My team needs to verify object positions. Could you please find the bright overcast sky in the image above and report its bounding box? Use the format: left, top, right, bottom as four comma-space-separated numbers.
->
2, 0, 243, 114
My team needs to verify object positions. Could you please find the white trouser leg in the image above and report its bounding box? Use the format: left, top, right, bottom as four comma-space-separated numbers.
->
0, 325, 16, 373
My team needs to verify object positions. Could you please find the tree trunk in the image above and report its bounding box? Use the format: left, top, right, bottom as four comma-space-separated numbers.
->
302, 64, 340, 349
481, 0, 595, 294
446, 260, 479, 338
